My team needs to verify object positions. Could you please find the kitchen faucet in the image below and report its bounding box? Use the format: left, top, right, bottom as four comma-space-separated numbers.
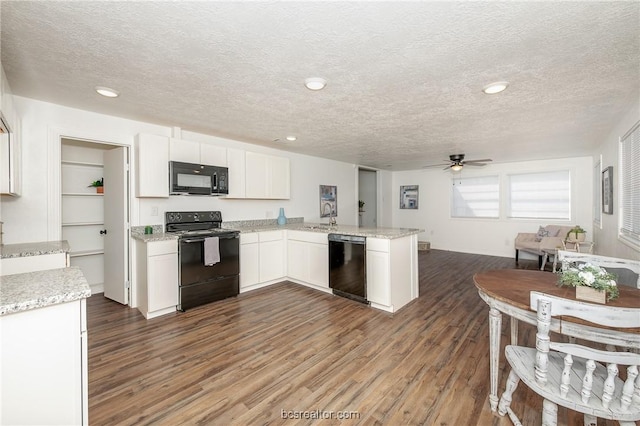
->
323, 202, 336, 226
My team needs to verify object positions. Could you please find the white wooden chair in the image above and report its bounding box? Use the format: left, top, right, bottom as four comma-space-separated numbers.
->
498, 291, 640, 426
554, 250, 640, 288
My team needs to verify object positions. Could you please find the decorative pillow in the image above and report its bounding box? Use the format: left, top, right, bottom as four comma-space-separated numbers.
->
535, 226, 550, 242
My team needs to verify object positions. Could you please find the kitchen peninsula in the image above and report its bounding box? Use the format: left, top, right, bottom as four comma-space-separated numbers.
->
225, 219, 422, 313
0, 266, 91, 425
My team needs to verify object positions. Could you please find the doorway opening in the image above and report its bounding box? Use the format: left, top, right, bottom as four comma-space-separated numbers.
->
358, 168, 377, 228
60, 138, 130, 305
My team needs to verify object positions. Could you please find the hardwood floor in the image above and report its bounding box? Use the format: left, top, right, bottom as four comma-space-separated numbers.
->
87, 250, 625, 425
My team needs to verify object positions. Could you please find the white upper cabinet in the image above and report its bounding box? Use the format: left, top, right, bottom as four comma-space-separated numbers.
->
169, 138, 227, 167
244, 151, 290, 199
0, 67, 21, 196
200, 143, 227, 167
136, 134, 169, 198
169, 138, 199, 163
226, 148, 246, 198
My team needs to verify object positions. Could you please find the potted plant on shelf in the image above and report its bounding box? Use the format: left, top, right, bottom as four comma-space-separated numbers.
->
558, 262, 618, 303
89, 178, 104, 194
565, 225, 586, 242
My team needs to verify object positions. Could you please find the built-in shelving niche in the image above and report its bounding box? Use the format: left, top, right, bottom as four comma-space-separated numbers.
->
61, 140, 107, 291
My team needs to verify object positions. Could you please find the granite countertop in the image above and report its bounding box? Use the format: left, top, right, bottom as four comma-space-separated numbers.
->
131, 233, 179, 243
0, 266, 91, 316
0, 240, 70, 259
225, 222, 423, 239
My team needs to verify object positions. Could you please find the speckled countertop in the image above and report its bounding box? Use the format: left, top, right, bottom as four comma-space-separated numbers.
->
0, 240, 70, 259
0, 266, 91, 316
131, 233, 179, 243
225, 222, 423, 239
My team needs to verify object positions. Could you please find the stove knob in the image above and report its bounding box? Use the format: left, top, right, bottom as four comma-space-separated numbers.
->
193, 213, 199, 221
168, 213, 175, 222
176, 213, 182, 221
209, 212, 215, 219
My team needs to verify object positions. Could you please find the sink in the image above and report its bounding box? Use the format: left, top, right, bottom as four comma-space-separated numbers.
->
302, 224, 334, 230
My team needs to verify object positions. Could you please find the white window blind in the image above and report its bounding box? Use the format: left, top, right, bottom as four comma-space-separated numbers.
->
508, 170, 571, 219
451, 175, 499, 218
620, 121, 640, 246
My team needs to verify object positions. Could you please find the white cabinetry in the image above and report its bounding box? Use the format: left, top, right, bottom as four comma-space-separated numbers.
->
0, 67, 21, 196
287, 230, 329, 291
366, 235, 419, 313
0, 252, 68, 276
239, 231, 285, 291
245, 151, 290, 199
240, 233, 259, 289
226, 148, 246, 198
259, 230, 285, 282
1, 299, 88, 425
169, 138, 227, 166
135, 239, 178, 319
135, 133, 169, 198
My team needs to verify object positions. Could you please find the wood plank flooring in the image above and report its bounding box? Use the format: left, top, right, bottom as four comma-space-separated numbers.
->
87, 250, 627, 425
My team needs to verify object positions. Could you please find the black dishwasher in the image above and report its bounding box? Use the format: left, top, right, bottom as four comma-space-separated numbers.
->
328, 234, 368, 304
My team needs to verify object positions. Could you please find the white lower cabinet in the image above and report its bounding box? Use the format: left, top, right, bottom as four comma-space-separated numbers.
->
240, 233, 259, 289
366, 235, 418, 313
135, 239, 178, 319
1, 299, 88, 425
287, 230, 329, 290
0, 252, 69, 276
259, 231, 285, 282
366, 248, 391, 306
239, 231, 285, 291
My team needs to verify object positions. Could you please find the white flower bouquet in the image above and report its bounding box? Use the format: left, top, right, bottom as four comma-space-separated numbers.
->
558, 262, 619, 301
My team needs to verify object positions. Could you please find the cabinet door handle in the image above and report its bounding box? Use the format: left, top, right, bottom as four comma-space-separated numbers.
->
100, 229, 107, 235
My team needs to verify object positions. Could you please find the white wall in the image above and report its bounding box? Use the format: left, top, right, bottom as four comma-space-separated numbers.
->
0, 97, 358, 244
592, 101, 640, 260
390, 157, 593, 258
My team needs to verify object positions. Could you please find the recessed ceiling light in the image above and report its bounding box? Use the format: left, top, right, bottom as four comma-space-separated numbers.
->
482, 81, 509, 94
95, 86, 119, 98
304, 77, 327, 91
286, 136, 297, 141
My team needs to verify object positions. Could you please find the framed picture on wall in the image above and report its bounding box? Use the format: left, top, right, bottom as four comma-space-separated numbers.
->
400, 185, 419, 209
602, 166, 613, 215
320, 185, 337, 218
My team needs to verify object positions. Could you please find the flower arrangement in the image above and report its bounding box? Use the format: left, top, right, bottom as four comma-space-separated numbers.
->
558, 262, 619, 301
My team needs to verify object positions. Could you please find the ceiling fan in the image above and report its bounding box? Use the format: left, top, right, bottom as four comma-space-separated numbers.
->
423, 154, 492, 171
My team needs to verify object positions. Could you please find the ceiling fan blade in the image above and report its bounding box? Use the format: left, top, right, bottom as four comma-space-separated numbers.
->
422, 163, 451, 168
443, 165, 452, 170
463, 162, 488, 167
464, 159, 493, 163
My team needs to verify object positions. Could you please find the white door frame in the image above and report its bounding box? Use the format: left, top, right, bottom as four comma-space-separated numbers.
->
47, 127, 135, 305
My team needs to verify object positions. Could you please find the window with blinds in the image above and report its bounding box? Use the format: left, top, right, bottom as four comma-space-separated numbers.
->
620, 120, 640, 247
507, 170, 571, 219
451, 175, 499, 218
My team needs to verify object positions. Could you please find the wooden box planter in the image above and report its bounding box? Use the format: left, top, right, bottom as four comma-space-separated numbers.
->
575, 286, 606, 304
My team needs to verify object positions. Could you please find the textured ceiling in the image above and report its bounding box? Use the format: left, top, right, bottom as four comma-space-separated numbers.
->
1, 1, 638, 171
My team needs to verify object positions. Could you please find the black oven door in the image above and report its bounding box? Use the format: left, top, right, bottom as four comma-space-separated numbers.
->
178, 232, 240, 310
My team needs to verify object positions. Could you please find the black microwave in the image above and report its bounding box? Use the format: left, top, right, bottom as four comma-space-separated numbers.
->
169, 161, 228, 195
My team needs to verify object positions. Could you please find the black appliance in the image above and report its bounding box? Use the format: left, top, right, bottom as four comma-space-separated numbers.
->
169, 161, 228, 195
328, 234, 368, 304
165, 211, 239, 310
